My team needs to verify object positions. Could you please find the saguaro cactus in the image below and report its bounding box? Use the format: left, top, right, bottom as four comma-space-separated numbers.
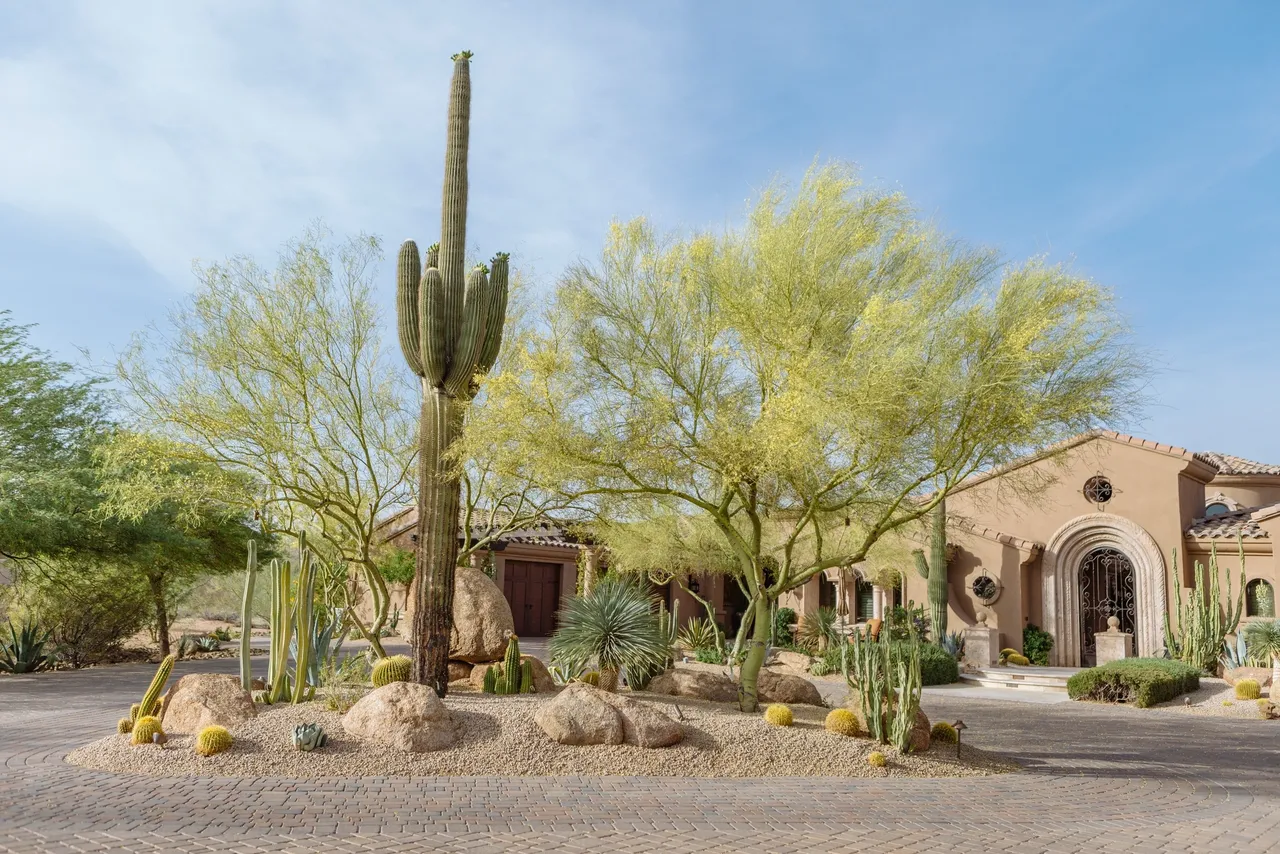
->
397, 51, 510, 696
912, 500, 948, 641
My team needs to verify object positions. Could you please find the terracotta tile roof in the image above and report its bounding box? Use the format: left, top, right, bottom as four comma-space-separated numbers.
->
1185, 508, 1270, 539
1199, 452, 1280, 477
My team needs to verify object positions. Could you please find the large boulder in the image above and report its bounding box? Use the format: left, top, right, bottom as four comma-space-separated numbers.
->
163, 674, 256, 734
645, 668, 738, 703
469, 656, 558, 693
448, 660, 474, 683
758, 669, 824, 706
533, 683, 624, 745
534, 683, 683, 747
768, 649, 813, 673
1223, 666, 1272, 688
342, 681, 457, 752
399, 567, 515, 663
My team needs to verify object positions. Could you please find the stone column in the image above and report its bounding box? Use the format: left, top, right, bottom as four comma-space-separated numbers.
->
1095, 615, 1134, 666
964, 612, 1000, 667
872, 586, 885, 620
580, 546, 600, 595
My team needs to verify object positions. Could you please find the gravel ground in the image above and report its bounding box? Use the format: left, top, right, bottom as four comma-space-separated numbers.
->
1143, 677, 1277, 720
66, 687, 1017, 779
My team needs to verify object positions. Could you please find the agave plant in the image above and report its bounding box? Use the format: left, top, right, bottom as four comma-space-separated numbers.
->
0, 620, 56, 673
796, 607, 841, 652
549, 578, 670, 692
1221, 633, 1248, 670
1243, 620, 1280, 691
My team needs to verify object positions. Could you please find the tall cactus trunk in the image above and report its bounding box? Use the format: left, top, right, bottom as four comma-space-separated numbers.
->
412, 390, 464, 693
239, 540, 257, 692
913, 500, 947, 642
398, 51, 510, 698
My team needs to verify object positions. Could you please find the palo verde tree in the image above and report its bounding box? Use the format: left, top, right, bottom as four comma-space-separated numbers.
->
472, 162, 1146, 711
395, 51, 511, 694
116, 225, 416, 657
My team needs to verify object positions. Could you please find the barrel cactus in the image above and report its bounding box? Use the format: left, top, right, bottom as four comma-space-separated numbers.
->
764, 704, 794, 727
824, 708, 860, 737
130, 715, 164, 746
931, 721, 958, 743
195, 725, 233, 757
1235, 678, 1261, 700
868, 750, 888, 768
373, 654, 412, 688
117, 717, 133, 735
398, 50, 511, 696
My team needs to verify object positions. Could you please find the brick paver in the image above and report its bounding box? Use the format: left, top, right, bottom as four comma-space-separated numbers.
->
1, 658, 1277, 852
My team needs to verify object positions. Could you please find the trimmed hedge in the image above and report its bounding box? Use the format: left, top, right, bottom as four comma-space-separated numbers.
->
1067, 658, 1201, 708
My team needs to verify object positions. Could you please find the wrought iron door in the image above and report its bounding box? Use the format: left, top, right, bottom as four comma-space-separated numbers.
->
1078, 547, 1136, 665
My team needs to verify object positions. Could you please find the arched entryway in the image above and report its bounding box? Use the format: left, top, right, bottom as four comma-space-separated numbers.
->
1042, 514, 1166, 667
1077, 546, 1136, 666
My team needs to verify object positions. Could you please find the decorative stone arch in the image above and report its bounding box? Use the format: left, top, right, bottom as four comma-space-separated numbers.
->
1042, 513, 1167, 666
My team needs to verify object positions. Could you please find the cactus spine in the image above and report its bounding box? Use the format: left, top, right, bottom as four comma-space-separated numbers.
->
398, 51, 510, 696
912, 500, 948, 640
138, 655, 175, 727
240, 540, 258, 692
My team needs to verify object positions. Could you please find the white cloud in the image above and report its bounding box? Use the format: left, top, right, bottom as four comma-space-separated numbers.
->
0, 1, 697, 290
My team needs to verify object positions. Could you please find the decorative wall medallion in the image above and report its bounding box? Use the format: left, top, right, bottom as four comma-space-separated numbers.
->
1082, 475, 1113, 505
965, 568, 1002, 606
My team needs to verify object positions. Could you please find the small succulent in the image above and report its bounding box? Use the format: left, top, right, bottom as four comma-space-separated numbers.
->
292, 722, 328, 752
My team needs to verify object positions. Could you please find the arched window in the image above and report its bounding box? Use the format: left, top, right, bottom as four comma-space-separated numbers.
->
1204, 502, 1231, 518
1246, 579, 1276, 618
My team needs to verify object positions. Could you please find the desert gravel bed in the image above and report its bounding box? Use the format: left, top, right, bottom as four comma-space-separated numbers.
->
66, 689, 1017, 779
1143, 678, 1277, 720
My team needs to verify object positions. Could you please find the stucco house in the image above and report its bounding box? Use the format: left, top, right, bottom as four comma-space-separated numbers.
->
794, 430, 1278, 666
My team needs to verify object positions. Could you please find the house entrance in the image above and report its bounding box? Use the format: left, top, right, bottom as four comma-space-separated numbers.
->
1078, 546, 1136, 665
503, 560, 561, 637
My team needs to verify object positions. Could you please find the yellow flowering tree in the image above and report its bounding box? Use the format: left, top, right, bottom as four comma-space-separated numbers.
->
464, 162, 1146, 710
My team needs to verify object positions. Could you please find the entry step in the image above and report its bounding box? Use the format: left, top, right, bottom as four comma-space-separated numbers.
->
959, 665, 1078, 693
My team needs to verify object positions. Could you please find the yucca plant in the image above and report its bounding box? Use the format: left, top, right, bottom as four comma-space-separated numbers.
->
0, 620, 56, 673
675, 616, 721, 651
549, 578, 670, 692
1243, 620, 1280, 693
796, 606, 841, 653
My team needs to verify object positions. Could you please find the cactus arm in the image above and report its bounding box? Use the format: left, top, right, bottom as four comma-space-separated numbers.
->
396, 240, 424, 377
476, 253, 510, 374
420, 268, 448, 387
912, 550, 929, 580
139, 654, 176, 722
425, 242, 440, 270
439, 52, 472, 358
291, 545, 316, 704
239, 540, 257, 692
446, 266, 492, 396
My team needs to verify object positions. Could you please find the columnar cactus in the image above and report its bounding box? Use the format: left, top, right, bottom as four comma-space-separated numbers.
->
501, 635, 522, 694
240, 539, 258, 692
912, 500, 948, 640
398, 50, 510, 695
138, 654, 175, 727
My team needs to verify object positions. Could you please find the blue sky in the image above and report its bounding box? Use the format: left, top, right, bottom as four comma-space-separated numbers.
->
2, 1, 1278, 460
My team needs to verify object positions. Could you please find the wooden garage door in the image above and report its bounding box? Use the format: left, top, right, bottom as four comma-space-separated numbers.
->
503, 560, 562, 637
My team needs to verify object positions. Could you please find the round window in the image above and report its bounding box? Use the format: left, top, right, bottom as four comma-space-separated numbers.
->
1083, 475, 1113, 504
972, 575, 998, 602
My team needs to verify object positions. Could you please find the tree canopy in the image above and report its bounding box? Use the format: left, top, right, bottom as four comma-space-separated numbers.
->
464, 161, 1147, 708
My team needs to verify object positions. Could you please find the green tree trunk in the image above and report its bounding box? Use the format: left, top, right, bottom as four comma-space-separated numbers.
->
411, 390, 464, 694
737, 596, 771, 712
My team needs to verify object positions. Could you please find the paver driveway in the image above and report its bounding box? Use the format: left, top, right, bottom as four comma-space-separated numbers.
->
1, 657, 1277, 853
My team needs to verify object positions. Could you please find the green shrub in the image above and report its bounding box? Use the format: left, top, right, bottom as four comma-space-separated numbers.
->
1022, 624, 1054, 665
773, 607, 796, 647
1067, 658, 1201, 708
694, 647, 724, 664
917, 642, 960, 685
18, 562, 150, 668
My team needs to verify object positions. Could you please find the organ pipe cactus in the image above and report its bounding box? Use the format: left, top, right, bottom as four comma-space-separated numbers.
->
239, 539, 258, 692
1162, 537, 1246, 673
397, 51, 510, 695
844, 623, 924, 753
912, 500, 948, 641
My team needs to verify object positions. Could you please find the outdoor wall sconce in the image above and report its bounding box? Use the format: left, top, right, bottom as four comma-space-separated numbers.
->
688, 577, 700, 595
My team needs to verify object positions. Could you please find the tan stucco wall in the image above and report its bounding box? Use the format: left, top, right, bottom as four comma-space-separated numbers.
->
1206, 475, 1280, 511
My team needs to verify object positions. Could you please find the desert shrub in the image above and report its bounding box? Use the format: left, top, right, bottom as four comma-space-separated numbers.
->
1235, 678, 1261, 700
694, 647, 724, 664
824, 708, 860, 737
1022, 624, 1054, 665
917, 642, 960, 685
764, 703, 793, 726
930, 721, 958, 743
1067, 658, 1201, 708
886, 603, 929, 642
19, 562, 150, 667
675, 616, 720, 651
868, 751, 887, 768
773, 607, 796, 647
